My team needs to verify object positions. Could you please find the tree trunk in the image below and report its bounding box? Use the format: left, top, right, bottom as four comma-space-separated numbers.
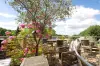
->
33, 31, 41, 56
35, 43, 39, 56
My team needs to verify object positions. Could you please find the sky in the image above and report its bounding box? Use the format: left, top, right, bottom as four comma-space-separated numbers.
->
0, 0, 100, 35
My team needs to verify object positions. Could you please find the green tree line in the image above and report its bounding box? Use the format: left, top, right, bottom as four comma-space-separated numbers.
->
0, 27, 16, 36
79, 25, 100, 36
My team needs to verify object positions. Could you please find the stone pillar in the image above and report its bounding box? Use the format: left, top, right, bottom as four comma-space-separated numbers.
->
57, 40, 63, 47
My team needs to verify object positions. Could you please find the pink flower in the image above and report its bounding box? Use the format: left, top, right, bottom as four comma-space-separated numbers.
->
20, 58, 24, 62
23, 48, 29, 56
46, 34, 49, 39
20, 24, 25, 28
27, 24, 33, 29
0, 47, 2, 51
32, 21, 36, 24
38, 34, 42, 38
9, 36, 16, 40
1, 45, 5, 50
1, 40, 8, 44
36, 30, 41, 33
5, 31, 11, 35
38, 25, 41, 28
36, 22, 39, 25
24, 48, 29, 53
24, 53, 26, 56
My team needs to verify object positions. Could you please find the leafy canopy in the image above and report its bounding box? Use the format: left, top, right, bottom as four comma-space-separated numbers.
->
80, 25, 100, 36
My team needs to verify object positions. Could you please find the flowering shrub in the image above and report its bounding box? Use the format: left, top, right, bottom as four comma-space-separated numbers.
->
27, 24, 33, 29
1, 40, 8, 44
4, 0, 71, 65
9, 36, 16, 40
20, 24, 25, 28
0, 21, 52, 65
5, 31, 11, 36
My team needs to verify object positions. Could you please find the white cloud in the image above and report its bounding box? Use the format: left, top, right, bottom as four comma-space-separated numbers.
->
0, 21, 18, 30
0, 12, 16, 18
54, 6, 100, 35
72, 6, 100, 19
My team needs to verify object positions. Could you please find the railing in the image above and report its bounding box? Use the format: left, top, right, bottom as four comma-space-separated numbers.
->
68, 37, 100, 66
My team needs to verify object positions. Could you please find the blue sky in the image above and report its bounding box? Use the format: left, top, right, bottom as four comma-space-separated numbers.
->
54, 0, 100, 35
0, 0, 100, 35
0, 0, 17, 21
72, 0, 100, 20
0, 0, 18, 30
73, 0, 100, 9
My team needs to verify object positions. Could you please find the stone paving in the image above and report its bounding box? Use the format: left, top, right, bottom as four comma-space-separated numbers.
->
0, 58, 11, 66
20, 56, 49, 66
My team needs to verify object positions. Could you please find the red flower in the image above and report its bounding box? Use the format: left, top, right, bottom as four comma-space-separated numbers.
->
5, 31, 11, 35
32, 49, 36, 53
20, 24, 25, 28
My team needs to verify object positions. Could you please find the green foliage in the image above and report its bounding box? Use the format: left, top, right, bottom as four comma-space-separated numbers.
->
0, 27, 7, 36
80, 25, 100, 36
5, 0, 72, 57
0, 27, 16, 36
52, 29, 56, 36
7, 0, 72, 22
71, 34, 79, 40
10, 49, 24, 66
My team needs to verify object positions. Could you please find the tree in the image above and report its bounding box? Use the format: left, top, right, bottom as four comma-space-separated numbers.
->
0, 27, 16, 36
0, 27, 7, 36
79, 25, 100, 40
6, 0, 72, 56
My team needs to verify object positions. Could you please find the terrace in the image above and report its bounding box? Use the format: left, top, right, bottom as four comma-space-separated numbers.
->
0, 36, 100, 66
